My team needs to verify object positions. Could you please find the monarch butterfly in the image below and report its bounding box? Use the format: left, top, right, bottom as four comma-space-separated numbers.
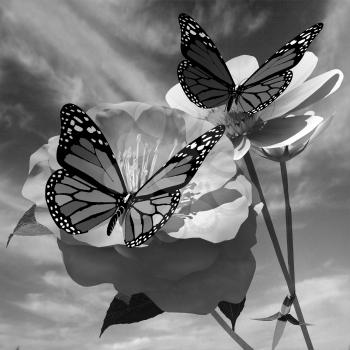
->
177, 13, 323, 115
45, 104, 225, 247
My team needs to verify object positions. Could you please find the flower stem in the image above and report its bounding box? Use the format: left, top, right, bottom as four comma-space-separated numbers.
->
243, 152, 313, 350
280, 161, 295, 290
211, 311, 254, 350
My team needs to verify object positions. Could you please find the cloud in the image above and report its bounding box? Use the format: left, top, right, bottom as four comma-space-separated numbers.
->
7, 235, 62, 265
15, 293, 88, 323
102, 337, 152, 350
42, 270, 76, 289
241, 11, 269, 36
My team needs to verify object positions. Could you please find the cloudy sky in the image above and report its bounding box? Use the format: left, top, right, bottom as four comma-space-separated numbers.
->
0, 0, 349, 349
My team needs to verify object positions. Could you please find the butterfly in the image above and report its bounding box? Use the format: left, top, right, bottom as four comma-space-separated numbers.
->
177, 13, 323, 115
45, 104, 225, 247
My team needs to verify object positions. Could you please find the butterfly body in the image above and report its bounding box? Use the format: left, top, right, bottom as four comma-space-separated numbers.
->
46, 104, 224, 247
177, 13, 323, 115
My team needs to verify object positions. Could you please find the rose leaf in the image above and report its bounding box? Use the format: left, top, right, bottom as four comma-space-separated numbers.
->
100, 293, 164, 336
218, 297, 246, 330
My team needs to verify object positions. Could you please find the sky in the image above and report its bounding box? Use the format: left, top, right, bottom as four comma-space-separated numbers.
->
0, 0, 349, 349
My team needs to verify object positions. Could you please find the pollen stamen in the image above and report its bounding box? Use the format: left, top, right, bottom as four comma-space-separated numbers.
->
117, 134, 165, 192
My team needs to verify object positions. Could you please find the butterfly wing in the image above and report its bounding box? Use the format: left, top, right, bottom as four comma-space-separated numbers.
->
135, 124, 225, 198
123, 125, 225, 247
237, 70, 293, 115
46, 169, 125, 234
57, 104, 127, 196
123, 191, 181, 247
178, 60, 233, 109
239, 23, 323, 114
178, 13, 234, 109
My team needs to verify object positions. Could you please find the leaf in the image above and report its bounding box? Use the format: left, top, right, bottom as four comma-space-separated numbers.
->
253, 312, 281, 321
272, 319, 287, 350
279, 313, 312, 326
8, 204, 52, 247
100, 293, 163, 336
218, 297, 246, 330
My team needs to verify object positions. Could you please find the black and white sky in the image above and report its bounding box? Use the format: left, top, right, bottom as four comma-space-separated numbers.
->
0, 0, 349, 349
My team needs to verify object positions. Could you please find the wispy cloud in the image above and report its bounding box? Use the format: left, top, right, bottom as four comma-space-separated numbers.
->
15, 293, 89, 323
102, 337, 152, 350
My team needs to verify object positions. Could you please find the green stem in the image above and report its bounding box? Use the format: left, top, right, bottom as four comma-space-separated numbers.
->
243, 152, 313, 350
211, 311, 254, 350
280, 161, 295, 291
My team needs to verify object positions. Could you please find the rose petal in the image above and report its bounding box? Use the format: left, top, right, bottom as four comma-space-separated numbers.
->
249, 115, 323, 148
165, 83, 208, 117
226, 55, 259, 84
87, 102, 151, 123
22, 160, 51, 208
27, 143, 50, 174
57, 238, 169, 291
57, 209, 257, 314
88, 103, 188, 177
114, 238, 219, 280
261, 69, 344, 120
166, 175, 252, 243
47, 136, 60, 170
148, 210, 257, 313
58, 236, 218, 291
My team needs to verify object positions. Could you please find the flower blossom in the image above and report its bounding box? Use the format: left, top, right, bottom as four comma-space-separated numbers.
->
254, 112, 333, 162
15, 102, 261, 314
166, 53, 343, 159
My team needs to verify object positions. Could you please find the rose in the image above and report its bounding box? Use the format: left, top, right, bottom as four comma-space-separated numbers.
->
15, 102, 261, 314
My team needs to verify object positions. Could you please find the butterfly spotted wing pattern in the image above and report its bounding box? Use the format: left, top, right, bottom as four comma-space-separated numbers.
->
179, 13, 234, 87
57, 104, 127, 196
239, 22, 323, 114
123, 124, 226, 247
177, 13, 323, 115
178, 13, 234, 110
243, 23, 323, 87
237, 70, 293, 114
46, 169, 126, 234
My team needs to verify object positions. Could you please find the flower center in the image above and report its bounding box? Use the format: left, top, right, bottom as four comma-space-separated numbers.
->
223, 110, 264, 140
115, 134, 179, 193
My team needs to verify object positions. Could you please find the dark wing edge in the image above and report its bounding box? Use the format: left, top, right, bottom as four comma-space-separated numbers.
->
178, 13, 234, 87
46, 168, 125, 235
57, 103, 127, 195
